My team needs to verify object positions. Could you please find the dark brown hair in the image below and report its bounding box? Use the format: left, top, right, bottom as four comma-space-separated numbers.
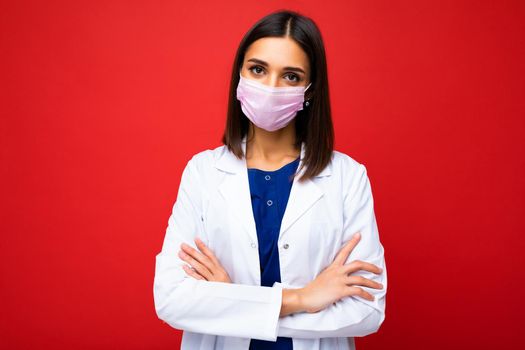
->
221, 9, 334, 183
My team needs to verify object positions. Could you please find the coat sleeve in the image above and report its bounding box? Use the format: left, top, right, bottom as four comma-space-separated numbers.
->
274, 162, 387, 338
153, 154, 283, 341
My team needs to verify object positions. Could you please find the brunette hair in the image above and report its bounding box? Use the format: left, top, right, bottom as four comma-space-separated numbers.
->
221, 9, 334, 182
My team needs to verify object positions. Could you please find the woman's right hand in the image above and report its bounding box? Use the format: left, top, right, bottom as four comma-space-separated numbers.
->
297, 231, 384, 314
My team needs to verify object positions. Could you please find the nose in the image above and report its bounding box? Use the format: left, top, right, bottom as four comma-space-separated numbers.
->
252, 74, 279, 88
266, 75, 279, 87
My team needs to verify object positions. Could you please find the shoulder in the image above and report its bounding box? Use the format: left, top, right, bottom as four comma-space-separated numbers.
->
330, 149, 371, 199
185, 144, 226, 172
187, 145, 369, 180
331, 149, 367, 175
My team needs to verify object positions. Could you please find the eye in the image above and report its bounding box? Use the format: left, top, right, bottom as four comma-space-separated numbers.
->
248, 65, 265, 75
284, 73, 301, 82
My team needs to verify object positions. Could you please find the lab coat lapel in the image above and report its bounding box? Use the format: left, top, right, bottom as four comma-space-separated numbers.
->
214, 135, 331, 244
216, 145, 258, 244
279, 143, 324, 239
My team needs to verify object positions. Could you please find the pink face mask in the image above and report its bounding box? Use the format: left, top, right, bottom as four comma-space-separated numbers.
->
236, 73, 312, 132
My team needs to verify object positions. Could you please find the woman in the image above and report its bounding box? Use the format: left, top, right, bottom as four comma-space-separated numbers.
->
153, 9, 387, 350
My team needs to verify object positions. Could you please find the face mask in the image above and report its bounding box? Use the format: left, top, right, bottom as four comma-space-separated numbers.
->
236, 73, 312, 132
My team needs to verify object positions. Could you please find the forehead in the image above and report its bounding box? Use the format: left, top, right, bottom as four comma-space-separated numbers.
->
244, 37, 309, 70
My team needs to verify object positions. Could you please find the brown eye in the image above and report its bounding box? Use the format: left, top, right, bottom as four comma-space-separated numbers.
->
249, 66, 264, 75
285, 73, 300, 82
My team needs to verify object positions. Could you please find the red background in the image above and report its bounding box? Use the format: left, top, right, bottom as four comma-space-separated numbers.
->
1, 1, 524, 349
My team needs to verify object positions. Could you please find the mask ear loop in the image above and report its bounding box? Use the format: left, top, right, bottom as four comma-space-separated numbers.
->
304, 82, 312, 107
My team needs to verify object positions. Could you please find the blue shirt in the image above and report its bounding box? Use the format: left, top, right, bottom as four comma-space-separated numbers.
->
247, 156, 300, 350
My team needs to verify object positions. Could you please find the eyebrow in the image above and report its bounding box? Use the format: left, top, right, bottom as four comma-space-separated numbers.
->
247, 58, 306, 75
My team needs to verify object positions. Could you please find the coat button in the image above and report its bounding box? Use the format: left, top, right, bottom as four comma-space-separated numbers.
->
283, 243, 289, 249
251, 242, 257, 248
265, 175, 271, 180
267, 199, 273, 206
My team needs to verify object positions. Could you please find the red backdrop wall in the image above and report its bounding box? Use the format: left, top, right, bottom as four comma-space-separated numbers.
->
1, 1, 524, 349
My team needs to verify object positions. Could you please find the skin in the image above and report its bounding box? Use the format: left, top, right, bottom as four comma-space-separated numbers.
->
178, 36, 384, 317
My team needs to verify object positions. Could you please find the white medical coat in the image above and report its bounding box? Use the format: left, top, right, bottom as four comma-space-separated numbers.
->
153, 136, 387, 349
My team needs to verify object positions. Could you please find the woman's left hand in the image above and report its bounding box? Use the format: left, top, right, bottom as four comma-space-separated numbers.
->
178, 237, 232, 283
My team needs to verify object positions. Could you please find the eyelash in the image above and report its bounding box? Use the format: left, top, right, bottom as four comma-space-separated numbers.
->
248, 65, 301, 82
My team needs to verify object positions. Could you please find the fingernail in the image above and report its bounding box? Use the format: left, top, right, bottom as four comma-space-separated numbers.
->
354, 232, 361, 239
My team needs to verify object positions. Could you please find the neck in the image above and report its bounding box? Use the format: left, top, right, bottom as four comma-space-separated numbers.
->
245, 122, 300, 162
